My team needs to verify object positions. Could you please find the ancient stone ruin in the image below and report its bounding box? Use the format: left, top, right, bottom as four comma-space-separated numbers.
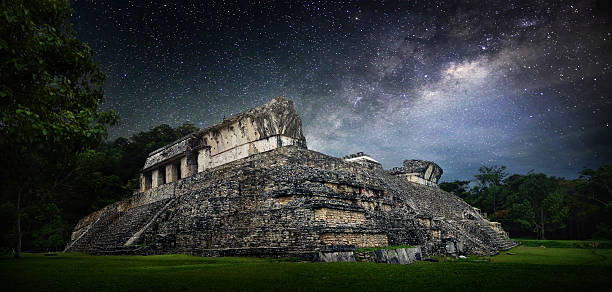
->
65, 96, 516, 261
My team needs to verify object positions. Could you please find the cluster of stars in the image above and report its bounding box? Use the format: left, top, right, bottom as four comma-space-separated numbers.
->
71, 0, 611, 180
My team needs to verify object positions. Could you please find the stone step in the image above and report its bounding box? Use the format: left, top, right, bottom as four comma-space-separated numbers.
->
66, 199, 172, 252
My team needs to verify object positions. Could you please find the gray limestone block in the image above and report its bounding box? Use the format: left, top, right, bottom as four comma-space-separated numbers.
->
372, 248, 421, 264
318, 251, 356, 262
456, 241, 464, 253
446, 242, 456, 254
373, 249, 389, 263
394, 248, 409, 264
406, 246, 422, 261
387, 250, 400, 264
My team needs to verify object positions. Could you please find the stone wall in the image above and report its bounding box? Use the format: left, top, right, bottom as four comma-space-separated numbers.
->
388, 160, 443, 187
197, 135, 301, 171
66, 146, 516, 258
354, 247, 423, 264
394, 173, 439, 187
140, 96, 307, 192
403, 160, 443, 183
320, 233, 389, 248
314, 208, 365, 227
343, 152, 383, 171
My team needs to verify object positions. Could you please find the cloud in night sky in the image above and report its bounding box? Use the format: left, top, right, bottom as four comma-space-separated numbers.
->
71, 0, 612, 181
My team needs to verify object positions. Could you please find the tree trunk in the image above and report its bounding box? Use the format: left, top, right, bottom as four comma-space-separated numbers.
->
540, 207, 546, 240
15, 189, 21, 259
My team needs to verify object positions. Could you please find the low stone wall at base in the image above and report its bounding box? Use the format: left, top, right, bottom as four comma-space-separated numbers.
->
318, 246, 423, 264
354, 247, 423, 264
317, 251, 356, 262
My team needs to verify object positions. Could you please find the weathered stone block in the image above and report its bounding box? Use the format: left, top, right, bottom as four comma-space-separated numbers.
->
372, 247, 422, 264
165, 163, 178, 183
151, 169, 163, 188
317, 251, 356, 262
180, 157, 195, 178
320, 233, 388, 248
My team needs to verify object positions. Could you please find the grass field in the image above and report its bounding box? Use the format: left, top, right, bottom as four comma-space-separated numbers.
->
1, 240, 611, 291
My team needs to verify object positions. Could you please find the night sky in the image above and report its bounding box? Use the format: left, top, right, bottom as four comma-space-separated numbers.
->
70, 1, 611, 181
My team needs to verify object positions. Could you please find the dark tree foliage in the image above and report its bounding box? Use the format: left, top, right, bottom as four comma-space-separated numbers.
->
475, 165, 508, 188
442, 165, 612, 240
0, 122, 198, 253
0, 0, 117, 257
0, 1, 200, 255
439, 180, 470, 199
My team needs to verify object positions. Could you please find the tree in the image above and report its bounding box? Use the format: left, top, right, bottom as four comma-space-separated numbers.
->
474, 165, 508, 214
0, 0, 117, 257
441, 165, 610, 239
577, 165, 612, 206
439, 180, 470, 199
565, 165, 612, 239
175, 122, 199, 137
542, 190, 569, 235
516, 174, 561, 239
594, 202, 612, 239
475, 165, 508, 188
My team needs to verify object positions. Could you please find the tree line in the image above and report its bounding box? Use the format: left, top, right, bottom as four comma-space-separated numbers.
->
440, 165, 612, 240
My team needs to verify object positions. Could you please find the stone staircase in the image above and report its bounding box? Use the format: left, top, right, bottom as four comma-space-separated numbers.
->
481, 227, 517, 251
440, 220, 494, 254
440, 219, 517, 255
65, 199, 172, 254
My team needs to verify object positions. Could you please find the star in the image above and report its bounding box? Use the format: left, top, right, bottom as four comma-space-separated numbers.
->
71, 0, 612, 181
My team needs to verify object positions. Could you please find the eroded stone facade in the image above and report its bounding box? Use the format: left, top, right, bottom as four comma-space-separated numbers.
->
65, 96, 516, 259
139, 96, 306, 192
388, 160, 443, 187
314, 208, 366, 227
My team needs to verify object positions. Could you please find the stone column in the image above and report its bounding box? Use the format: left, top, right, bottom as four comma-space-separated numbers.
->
140, 173, 152, 192
180, 157, 188, 178
180, 157, 195, 178
152, 168, 163, 188
165, 163, 178, 183
197, 148, 211, 173
140, 173, 146, 192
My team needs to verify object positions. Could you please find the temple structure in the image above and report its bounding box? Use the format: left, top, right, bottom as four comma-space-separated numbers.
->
65, 96, 516, 261
139, 97, 306, 192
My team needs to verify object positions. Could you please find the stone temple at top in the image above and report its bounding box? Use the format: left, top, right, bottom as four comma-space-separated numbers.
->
65, 96, 515, 261
139, 96, 307, 192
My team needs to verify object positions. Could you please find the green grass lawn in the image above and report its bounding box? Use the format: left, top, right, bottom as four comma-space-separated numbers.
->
514, 238, 612, 249
1, 241, 611, 291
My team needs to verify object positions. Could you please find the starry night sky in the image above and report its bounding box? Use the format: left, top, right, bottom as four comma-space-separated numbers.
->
70, 0, 611, 181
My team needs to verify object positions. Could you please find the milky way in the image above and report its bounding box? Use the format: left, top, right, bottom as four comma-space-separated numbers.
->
71, 1, 612, 181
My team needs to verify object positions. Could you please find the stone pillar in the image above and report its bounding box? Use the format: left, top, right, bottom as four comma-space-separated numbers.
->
180, 157, 195, 178
152, 168, 163, 188
140, 173, 152, 192
165, 163, 178, 183
180, 157, 188, 178
140, 173, 145, 192
197, 148, 211, 173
